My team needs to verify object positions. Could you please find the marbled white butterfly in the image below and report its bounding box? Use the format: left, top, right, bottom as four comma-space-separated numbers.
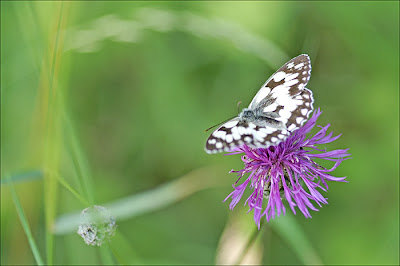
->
205, 54, 314, 154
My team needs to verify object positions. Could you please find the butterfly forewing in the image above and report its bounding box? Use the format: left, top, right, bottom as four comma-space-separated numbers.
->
249, 54, 311, 109
249, 54, 313, 131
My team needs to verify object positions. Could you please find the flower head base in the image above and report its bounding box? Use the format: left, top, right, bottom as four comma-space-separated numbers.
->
224, 108, 351, 228
77, 205, 117, 246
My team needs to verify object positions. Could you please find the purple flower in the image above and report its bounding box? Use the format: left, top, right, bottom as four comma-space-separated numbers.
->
224, 108, 351, 228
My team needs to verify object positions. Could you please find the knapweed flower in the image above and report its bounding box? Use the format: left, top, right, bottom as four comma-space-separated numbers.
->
224, 108, 351, 228
77, 205, 117, 246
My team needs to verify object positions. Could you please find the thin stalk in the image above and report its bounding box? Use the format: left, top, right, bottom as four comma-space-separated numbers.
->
8, 180, 44, 265
108, 231, 141, 265
63, 112, 95, 204
98, 243, 115, 265
54, 173, 90, 206
235, 219, 266, 265
40, 2, 70, 264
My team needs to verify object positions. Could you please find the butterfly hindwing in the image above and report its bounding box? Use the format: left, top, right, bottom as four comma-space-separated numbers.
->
205, 120, 290, 153
246, 124, 290, 149
205, 118, 242, 153
284, 87, 314, 132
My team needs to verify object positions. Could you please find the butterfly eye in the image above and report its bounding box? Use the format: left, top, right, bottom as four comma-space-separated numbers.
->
241, 110, 255, 119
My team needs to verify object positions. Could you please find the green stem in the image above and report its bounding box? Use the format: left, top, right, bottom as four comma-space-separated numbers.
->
55, 173, 90, 206
235, 219, 266, 265
99, 242, 115, 265
8, 180, 45, 265
63, 113, 95, 204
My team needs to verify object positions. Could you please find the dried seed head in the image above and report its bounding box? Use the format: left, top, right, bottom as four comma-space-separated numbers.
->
77, 205, 116, 246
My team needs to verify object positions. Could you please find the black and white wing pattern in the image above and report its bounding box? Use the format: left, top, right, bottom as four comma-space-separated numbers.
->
205, 54, 314, 154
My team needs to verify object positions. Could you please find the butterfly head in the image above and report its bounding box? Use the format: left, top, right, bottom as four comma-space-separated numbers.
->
239, 108, 256, 122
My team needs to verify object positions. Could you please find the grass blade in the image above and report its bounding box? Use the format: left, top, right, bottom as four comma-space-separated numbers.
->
63, 112, 96, 204
54, 173, 90, 206
1, 170, 43, 185
98, 243, 115, 265
8, 179, 44, 265
37, 2, 71, 263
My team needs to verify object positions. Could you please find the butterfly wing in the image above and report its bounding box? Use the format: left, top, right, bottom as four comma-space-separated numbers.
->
249, 54, 314, 132
205, 118, 241, 154
239, 123, 290, 150
205, 118, 290, 153
205, 54, 314, 154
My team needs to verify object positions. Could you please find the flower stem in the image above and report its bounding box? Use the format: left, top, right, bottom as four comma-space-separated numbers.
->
235, 219, 266, 265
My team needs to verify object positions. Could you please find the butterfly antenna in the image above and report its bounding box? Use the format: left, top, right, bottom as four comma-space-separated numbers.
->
205, 116, 237, 132
237, 101, 242, 114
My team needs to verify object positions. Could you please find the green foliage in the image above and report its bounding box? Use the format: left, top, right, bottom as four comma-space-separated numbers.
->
1, 1, 398, 265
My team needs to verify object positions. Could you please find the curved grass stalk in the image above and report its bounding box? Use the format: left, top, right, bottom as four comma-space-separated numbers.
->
65, 8, 289, 69
53, 165, 226, 235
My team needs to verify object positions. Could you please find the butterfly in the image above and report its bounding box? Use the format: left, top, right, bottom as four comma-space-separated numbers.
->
205, 54, 314, 154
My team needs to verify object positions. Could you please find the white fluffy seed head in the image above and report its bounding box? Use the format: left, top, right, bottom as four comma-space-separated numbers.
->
77, 205, 117, 246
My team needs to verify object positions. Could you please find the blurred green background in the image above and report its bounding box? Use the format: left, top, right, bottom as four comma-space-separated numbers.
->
1, 1, 399, 265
